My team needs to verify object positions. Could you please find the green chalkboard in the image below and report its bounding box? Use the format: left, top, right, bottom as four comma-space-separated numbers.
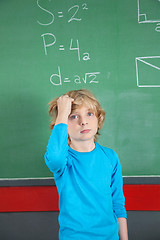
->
0, 0, 160, 178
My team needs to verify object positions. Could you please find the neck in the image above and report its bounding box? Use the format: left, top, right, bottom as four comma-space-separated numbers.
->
69, 140, 95, 152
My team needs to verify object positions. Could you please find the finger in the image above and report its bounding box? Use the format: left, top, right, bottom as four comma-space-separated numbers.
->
62, 95, 74, 101
62, 95, 69, 98
57, 95, 74, 104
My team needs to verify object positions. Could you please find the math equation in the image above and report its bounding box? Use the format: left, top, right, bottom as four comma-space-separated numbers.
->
50, 66, 100, 86
37, 0, 88, 25
36, 0, 100, 86
41, 35, 90, 61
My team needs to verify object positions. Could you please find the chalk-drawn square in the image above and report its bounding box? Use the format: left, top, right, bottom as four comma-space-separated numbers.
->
135, 56, 160, 87
138, 0, 160, 23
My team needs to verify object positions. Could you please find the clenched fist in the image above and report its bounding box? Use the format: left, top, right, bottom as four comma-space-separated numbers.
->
55, 95, 74, 125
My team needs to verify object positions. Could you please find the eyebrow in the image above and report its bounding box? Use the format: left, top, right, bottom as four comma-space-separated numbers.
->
71, 109, 94, 114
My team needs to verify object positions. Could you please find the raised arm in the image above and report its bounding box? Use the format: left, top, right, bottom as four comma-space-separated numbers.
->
44, 95, 74, 177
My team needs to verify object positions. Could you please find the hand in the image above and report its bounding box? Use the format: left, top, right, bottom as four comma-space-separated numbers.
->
55, 95, 74, 125
57, 95, 74, 116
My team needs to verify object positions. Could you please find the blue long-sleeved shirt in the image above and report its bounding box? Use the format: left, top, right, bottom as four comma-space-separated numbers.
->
44, 123, 127, 240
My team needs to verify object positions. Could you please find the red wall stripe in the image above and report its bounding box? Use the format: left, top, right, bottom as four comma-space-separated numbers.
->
124, 185, 160, 211
0, 186, 59, 212
0, 185, 160, 212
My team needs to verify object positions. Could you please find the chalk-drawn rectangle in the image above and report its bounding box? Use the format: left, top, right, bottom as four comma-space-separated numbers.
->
138, 0, 160, 23
135, 56, 160, 87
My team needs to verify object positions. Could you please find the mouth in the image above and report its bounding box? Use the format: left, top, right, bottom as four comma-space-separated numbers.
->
80, 129, 91, 134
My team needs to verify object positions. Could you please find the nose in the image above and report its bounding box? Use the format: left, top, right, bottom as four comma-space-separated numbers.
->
79, 116, 88, 126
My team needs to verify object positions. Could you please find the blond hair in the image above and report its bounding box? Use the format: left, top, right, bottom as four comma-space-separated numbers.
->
48, 89, 105, 141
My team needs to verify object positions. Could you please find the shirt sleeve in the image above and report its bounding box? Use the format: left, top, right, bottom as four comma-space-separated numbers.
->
44, 123, 68, 178
110, 150, 127, 219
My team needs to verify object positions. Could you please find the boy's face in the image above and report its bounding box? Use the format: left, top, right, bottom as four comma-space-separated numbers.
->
68, 104, 98, 144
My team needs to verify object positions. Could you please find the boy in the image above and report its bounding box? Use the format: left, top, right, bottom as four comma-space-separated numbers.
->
44, 89, 128, 240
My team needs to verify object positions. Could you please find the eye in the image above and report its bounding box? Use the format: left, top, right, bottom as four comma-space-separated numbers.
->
69, 114, 78, 120
88, 112, 94, 116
